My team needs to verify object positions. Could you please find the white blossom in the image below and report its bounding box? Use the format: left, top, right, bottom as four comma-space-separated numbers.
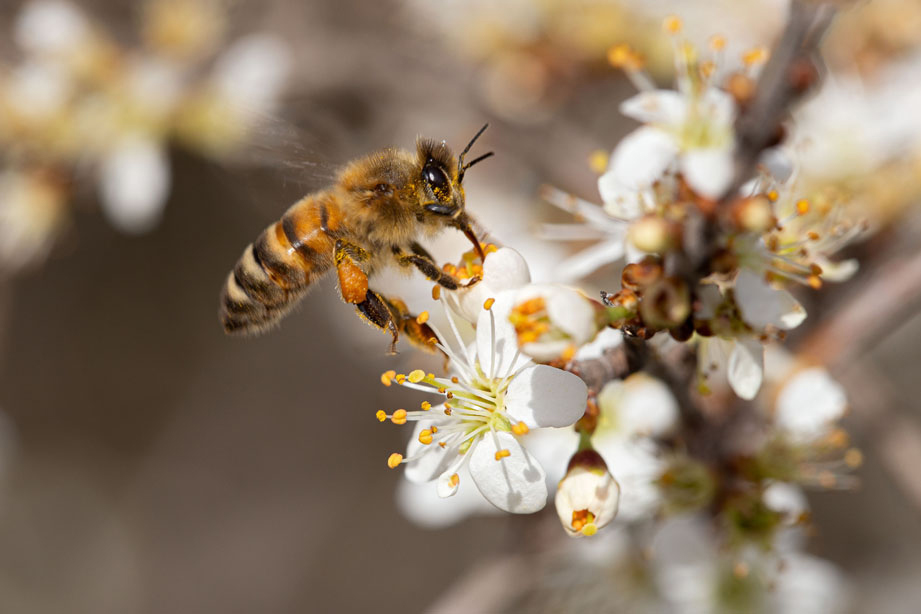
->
382, 299, 587, 514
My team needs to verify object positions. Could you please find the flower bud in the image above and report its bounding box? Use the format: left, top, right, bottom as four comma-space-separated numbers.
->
627, 215, 676, 254
555, 449, 620, 537
730, 195, 775, 233
639, 277, 691, 329
621, 257, 663, 290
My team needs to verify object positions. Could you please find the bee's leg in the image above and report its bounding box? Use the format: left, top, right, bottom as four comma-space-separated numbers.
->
334, 239, 372, 304
355, 290, 401, 354
354, 291, 437, 354
394, 245, 478, 290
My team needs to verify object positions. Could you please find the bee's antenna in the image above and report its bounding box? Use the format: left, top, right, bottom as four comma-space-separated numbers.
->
462, 151, 494, 171
457, 123, 492, 182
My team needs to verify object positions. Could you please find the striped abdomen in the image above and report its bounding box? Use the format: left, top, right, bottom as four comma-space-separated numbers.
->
220, 192, 343, 334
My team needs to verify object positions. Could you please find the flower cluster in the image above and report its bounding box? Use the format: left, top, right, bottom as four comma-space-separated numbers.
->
0, 0, 290, 272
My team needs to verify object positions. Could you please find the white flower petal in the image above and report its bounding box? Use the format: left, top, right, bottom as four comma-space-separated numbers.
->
734, 270, 807, 330
395, 469, 498, 529
603, 126, 678, 193
551, 239, 625, 281
436, 467, 460, 498
680, 146, 735, 200
620, 90, 688, 126
469, 431, 548, 513
728, 337, 764, 400
775, 367, 847, 440
816, 257, 858, 282
99, 138, 170, 234
505, 364, 587, 428
555, 465, 621, 536
544, 286, 597, 343
403, 416, 453, 484
449, 247, 530, 323
572, 327, 623, 361
598, 374, 678, 438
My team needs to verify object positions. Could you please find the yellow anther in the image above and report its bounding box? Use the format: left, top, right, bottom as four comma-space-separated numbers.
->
438, 441, 447, 448
663, 15, 682, 34
483, 297, 495, 310
807, 275, 822, 289
446, 392, 454, 399
807, 231, 820, 241
449, 473, 460, 487
588, 150, 609, 174
810, 263, 823, 275
395, 374, 407, 384
427, 373, 435, 379
416, 311, 430, 325
796, 199, 810, 215
418, 429, 433, 445
437, 387, 446, 394
421, 401, 432, 411
581, 523, 598, 537
432, 285, 441, 300
380, 370, 396, 386
700, 60, 716, 78
387, 453, 403, 468
512, 421, 530, 436
845, 448, 864, 468
375, 410, 387, 422
494, 449, 511, 461
561, 344, 577, 362
451, 376, 459, 384
431, 425, 438, 433
767, 190, 779, 201
391, 409, 407, 425
408, 369, 425, 383
485, 243, 498, 254
443, 407, 452, 416
709, 34, 726, 51
742, 46, 769, 66
607, 43, 644, 71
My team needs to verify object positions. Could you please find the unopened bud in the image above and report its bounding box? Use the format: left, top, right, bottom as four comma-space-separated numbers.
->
726, 72, 756, 106
621, 257, 664, 290
628, 215, 675, 254
555, 449, 620, 537
731, 195, 775, 233
639, 278, 691, 330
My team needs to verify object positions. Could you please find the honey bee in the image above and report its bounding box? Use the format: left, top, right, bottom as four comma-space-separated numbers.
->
219, 125, 493, 352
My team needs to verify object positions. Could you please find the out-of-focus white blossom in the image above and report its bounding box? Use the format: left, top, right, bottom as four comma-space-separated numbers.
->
775, 367, 847, 442
98, 137, 171, 234
0, 169, 68, 272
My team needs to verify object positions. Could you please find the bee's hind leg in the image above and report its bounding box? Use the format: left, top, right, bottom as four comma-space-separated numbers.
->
354, 290, 438, 354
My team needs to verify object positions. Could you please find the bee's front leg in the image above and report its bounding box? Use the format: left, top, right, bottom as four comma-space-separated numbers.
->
394, 244, 469, 290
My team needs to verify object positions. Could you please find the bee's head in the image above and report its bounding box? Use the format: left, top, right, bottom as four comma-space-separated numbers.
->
416, 124, 493, 259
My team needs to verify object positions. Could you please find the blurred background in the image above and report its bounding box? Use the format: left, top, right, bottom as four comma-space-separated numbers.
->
1, 0, 921, 612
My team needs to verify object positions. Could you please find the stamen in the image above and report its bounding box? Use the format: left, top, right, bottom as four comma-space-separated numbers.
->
663, 15, 683, 34
709, 35, 726, 52
418, 429, 434, 445
395, 374, 406, 384
432, 285, 441, 300
387, 453, 403, 468
796, 199, 810, 215
742, 46, 769, 67
421, 401, 432, 411
380, 370, 396, 386
375, 410, 387, 422
391, 409, 407, 425
448, 473, 460, 487
416, 311, 429, 325
494, 449, 511, 461
512, 421, 530, 436
581, 523, 598, 537
483, 297, 495, 310
408, 369, 425, 383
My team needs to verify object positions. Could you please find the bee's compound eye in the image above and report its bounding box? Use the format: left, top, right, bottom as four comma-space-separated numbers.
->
422, 161, 451, 198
